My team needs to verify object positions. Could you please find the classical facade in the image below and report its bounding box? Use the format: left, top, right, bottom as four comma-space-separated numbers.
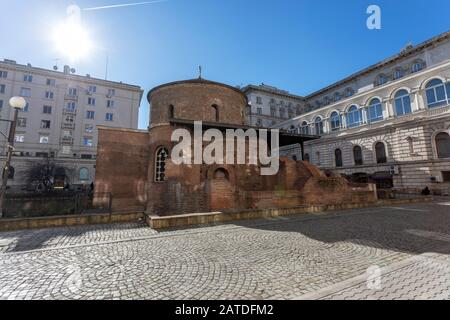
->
94, 78, 376, 214
274, 31, 450, 193
241, 84, 306, 128
0, 59, 143, 190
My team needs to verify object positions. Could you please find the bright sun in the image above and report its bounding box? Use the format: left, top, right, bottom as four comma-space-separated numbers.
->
53, 21, 92, 61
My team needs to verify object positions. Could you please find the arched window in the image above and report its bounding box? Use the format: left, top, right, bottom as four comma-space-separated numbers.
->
375, 74, 388, 86
353, 146, 363, 166
412, 60, 424, 73
214, 168, 229, 180
330, 111, 341, 131
394, 89, 412, 116
393, 68, 404, 80
425, 79, 449, 108
304, 153, 310, 162
435, 132, 450, 159
211, 104, 219, 121
301, 121, 309, 135
169, 105, 174, 118
334, 92, 341, 102
315, 151, 321, 166
314, 117, 324, 135
346, 105, 362, 128
345, 88, 354, 97
375, 142, 387, 164
367, 98, 383, 123
154, 147, 169, 182
79, 167, 89, 181
289, 125, 296, 133
334, 149, 343, 167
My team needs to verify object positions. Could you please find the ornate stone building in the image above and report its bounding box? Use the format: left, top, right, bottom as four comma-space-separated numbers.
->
94, 78, 376, 214
275, 31, 450, 193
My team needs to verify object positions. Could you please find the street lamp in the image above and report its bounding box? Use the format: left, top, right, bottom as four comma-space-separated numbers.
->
0, 96, 26, 218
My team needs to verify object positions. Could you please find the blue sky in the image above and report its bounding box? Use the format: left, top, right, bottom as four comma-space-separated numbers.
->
1, 0, 449, 129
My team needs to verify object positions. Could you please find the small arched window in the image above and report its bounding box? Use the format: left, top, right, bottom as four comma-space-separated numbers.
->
304, 153, 310, 162
346, 105, 362, 128
393, 68, 404, 80
79, 167, 89, 181
394, 89, 412, 116
353, 146, 363, 166
435, 132, 450, 159
334, 92, 341, 102
330, 111, 341, 131
334, 149, 343, 167
211, 104, 219, 122
375, 74, 388, 86
412, 60, 424, 73
154, 147, 169, 182
375, 142, 387, 164
345, 88, 354, 97
169, 105, 174, 118
301, 121, 309, 135
367, 98, 383, 123
425, 78, 449, 108
314, 117, 324, 135
214, 168, 229, 180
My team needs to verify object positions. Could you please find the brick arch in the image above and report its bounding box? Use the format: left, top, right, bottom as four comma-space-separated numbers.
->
205, 165, 236, 185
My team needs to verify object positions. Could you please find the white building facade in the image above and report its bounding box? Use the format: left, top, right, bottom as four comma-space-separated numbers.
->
241, 84, 306, 128
0, 60, 143, 190
274, 31, 450, 193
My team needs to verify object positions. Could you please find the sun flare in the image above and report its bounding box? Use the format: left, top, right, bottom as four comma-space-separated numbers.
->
53, 20, 92, 61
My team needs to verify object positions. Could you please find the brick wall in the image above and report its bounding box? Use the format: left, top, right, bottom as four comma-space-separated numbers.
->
94, 127, 149, 211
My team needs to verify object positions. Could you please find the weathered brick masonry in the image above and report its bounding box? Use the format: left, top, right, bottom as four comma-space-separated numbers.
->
95, 78, 377, 215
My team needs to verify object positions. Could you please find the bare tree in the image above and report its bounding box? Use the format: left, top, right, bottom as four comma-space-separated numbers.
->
23, 154, 72, 193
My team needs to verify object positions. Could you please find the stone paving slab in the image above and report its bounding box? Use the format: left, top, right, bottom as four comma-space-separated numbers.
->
297, 249, 450, 300
0, 202, 449, 300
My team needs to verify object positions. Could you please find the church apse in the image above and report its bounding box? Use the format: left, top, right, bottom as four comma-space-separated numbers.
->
94, 78, 377, 215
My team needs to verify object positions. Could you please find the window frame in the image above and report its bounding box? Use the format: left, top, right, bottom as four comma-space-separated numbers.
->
367, 98, 384, 123
425, 78, 449, 108
394, 89, 412, 116
154, 147, 169, 182
353, 145, 363, 166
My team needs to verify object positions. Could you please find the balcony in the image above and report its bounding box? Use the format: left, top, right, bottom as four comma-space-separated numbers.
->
61, 122, 75, 130
60, 136, 74, 145
63, 108, 77, 116
64, 94, 78, 101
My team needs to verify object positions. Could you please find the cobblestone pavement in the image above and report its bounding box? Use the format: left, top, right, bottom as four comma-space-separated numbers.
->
0, 201, 449, 300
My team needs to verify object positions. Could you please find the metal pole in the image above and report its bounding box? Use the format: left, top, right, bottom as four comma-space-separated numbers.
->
0, 109, 19, 218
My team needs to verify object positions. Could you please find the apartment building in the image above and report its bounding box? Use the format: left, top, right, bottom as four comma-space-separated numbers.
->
241, 84, 306, 128
0, 60, 143, 190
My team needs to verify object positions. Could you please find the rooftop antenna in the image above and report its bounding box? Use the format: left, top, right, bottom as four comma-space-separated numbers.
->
198, 65, 202, 79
